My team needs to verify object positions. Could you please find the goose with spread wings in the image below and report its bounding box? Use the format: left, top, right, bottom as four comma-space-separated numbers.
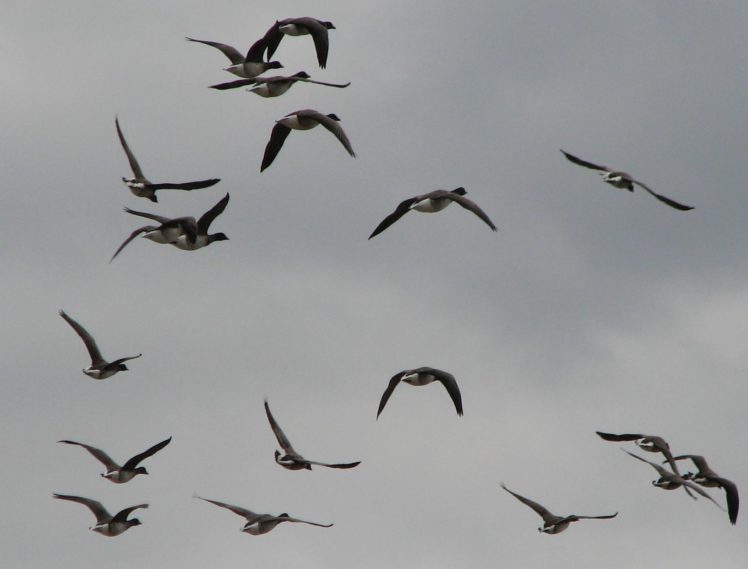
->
500, 483, 617, 534
377, 367, 463, 419
209, 71, 350, 95
52, 494, 148, 536
59, 310, 141, 379
115, 117, 219, 203
261, 109, 354, 171
110, 193, 229, 260
264, 400, 360, 470
368, 187, 498, 239
262, 18, 336, 69
58, 437, 171, 483
186, 35, 282, 78
672, 454, 739, 525
193, 494, 333, 535
560, 150, 693, 211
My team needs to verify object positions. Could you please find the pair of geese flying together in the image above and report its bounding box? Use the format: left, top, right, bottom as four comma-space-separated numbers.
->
597, 431, 738, 524
109, 193, 230, 261
188, 17, 336, 76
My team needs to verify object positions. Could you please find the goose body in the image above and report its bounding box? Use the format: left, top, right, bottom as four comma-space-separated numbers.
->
186, 36, 282, 79
53, 494, 147, 536
673, 454, 739, 524
263, 18, 336, 68
376, 366, 463, 418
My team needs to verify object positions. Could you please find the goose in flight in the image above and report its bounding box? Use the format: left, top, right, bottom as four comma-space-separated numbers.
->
672, 454, 739, 525
261, 109, 354, 171
115, 117, 219, 203
58, 437, 171, 483
560, 150, 693, 211
52, 494, 147, 536
186, 35, 282, 78
59, 310, 141, 379
622, 450, 725, 511
209, 71, 350, 95
110, 193, 230, 260
263, 18, 336, 69
377, 367, 463, 419
193, 494, 333, 535
500, 484, 617, 534
264, 400, 360, 470
368, 187, 497, 239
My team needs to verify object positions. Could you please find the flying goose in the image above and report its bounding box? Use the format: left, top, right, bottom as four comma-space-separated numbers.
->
59, 310, 141, 379
58, 437, 171, 483
368, 187, 498, 239
193, 494, 333, 535
264, 400, 360, 470
52, 494, 147, 536
500, 484, 617, 534
377, 367, 463, 419
110, 193, 230, 259
209, 71, 350, 95
186, 36, 282, 78
262, 18, 336, 69
261, 109, 354, 172
671, 454, 739, 524
560, 150, 693, 211
622, 450, 724, 511
115, 117, 219, 203
595, 431, 694, 498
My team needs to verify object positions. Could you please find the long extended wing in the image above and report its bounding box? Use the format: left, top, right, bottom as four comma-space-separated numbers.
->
261, 123, 292, 171
186, 37, 245, 64
500, 484, 555, 523
305, 459, 360, 469
115, 117, 145, 180
264, 400, 299, 457
299, 111, 355, 157
111, 504, 148, 524
423, 367, 464, 416
376, 372, 404, 419
441, 192, 498, 232
193, 494, 259, 522
291, 18, 331, 68
58, 440, 118, 470
59, 310, 105, 365
197, 193, 230, 234
278, 515, 333, 528
122, 436, 172, 470
631, 180, 694, 211
146, 179, 221, 191
110, 226, 152, 263
560, 149, 609, 171
53, 494, 111, 523
368, 198, 417, 239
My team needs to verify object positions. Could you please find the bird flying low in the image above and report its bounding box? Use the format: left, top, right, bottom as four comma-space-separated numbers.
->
261, 109, 355, 171
115, 117, 220, 203
58, 437, 171, 483
59, 310, 141, 379
52, 494, 148, 536
368, 187, 497, 239
264, 400, 360, 470
262, 18, 336, 69
500, 483, 618, 534
193, 494, 333, 535
377, 367, 463, 419
560, 149, 694, 211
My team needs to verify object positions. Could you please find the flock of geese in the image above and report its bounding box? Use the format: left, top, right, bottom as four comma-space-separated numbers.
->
51, 15, 737, 543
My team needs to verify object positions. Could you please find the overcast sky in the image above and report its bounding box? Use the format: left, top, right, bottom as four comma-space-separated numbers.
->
3, 1, 747, 567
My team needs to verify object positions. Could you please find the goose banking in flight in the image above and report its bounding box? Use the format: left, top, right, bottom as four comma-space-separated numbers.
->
376, 367, 464, 419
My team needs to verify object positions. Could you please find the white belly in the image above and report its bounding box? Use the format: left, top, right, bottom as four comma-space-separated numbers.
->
411, 198, 451, 213
277, 115, 317, 130
143, 228, 176, 244
83, 367, 115, 380
225, 62, 265, 79
279, 24, 308, 36
172, 234, 207, 250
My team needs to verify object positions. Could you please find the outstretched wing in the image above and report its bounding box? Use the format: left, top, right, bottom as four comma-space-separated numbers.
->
59, 310, 105, 365
426, 367, 464, 416
368, 198, 417, 239
194, 494, 259, 521
444, 192, 498, 232
376, 372, 405, 419
262, 21, 285, 61
300, 111, 355, 157
110, 226, 151, 263
53, 493, 111, 523
305, 459, 360, 469
210, 79, 256, 90
115, 117, 145, 180
186, 37, 245, 64
631, 180, 694, 211
58, 440, 118, 470
197, 193, 230, 234
122, 436, 172, 470
560, 149, 609, 171
111, 504, 148, 524
278, 515, 333, 528
500, 484, 555, 523
261, 123, 292, 171
264, 400, 299, 457
146, 178, 221, 191
595, 431, 644, 442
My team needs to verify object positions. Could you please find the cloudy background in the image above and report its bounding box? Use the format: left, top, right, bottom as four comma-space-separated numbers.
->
3, 0, 747, 567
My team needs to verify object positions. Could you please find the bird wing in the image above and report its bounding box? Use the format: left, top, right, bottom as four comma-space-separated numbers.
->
115, 117, 145, 180
264, 400, 300, 457
245, 35, 270, 63
305, 459, 361, 469
108, 353, 142, 366
58, 440, 118, 470
716, 477, 740, 525
595, 431, 644, 442
376, 372, 405, 419
671, 454, 711, 474
196, 193, 230, 234
210, 79, 256, 90
622, 449, 670, 477
368, 198, 418, 239
299, 110, 355, 157
427, 367, 464, 416
260, 123, 292, 172
111, 504, 148, 524
146, 179, 221, 191
53, 494, 111, 523
122, 436, 172, 470
278, 515, 333, 528
109, 226, 152, 263
123, 208, 173, 224
59, 310, 105, 365
296, 77, 351, 88
185, 37, 245, 64
262, 21, 285, 61
194, 495, 260, 521
500, 484, 555, 523
568, 512, 618, 521
443, 192, 498, 231
630, 179, 694, 211
295, 18, 331, 68
560, 149, 609, 171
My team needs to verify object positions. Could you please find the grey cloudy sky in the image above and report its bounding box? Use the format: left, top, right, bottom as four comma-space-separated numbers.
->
3, 0, 747, 567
